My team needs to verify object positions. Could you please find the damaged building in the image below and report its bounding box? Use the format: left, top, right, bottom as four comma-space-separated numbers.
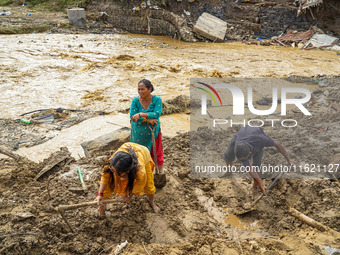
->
86, 0, 340, 42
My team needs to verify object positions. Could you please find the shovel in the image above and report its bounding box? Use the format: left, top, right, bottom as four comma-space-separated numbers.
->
147, 123, 167, 189
236, 171, 285, 215
68, 167, 87, 194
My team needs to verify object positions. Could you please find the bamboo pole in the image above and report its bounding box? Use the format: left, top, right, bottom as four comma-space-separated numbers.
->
0, 146, 33, 162
58, 199, 120, 212
288, 207, 328, 232
56, 199, 122, 232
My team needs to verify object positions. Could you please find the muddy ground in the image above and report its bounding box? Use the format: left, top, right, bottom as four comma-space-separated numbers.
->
0, 76, 340, 255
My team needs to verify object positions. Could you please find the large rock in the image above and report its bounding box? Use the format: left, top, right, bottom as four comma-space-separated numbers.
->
193, 12, 227, 42
81, 127, 130, 157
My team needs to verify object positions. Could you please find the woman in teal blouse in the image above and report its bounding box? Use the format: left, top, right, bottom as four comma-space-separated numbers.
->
130, 79, 164, 173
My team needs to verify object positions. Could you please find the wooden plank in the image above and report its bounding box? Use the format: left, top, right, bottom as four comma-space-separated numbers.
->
0, 146, 29, 162
34, 147, 72, 181
193, 12, 227, 42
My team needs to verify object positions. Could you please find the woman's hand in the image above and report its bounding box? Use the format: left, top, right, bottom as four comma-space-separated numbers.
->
94, 195, 103, 205
132, 113, 141, 122
121, 196, 131, 203
148, 119, 158, 125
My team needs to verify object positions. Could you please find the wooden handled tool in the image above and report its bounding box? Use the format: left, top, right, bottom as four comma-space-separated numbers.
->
147, 123, 166, 189
236, 171, 286, 215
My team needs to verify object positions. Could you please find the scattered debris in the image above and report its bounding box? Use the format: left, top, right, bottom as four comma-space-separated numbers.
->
0, 10, 11, 16
272, 29, 315, 47
18, 108, 69, 125
300, 0, 323, 10
256, 97, 281, 105
270, 26, 340, 51
113, 240, 128, 255
257, 97, 271, 105
255, 2, 275, 7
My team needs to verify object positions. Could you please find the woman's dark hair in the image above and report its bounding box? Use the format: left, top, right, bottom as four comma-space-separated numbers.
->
109, 147, 139, 193
138, 79, 154, 93
235, 142, 251, 159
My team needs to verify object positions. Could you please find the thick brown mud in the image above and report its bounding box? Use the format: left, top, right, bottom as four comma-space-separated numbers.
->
1, 75, 340, 254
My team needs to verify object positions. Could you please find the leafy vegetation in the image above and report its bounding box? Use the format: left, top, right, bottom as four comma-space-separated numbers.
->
0, 0, 91, 11
0, 23, 52, 34
0, 0, 13, 6
29, 0, 92, 11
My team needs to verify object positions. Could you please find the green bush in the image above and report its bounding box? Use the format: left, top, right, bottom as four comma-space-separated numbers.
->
0, 24, 52, 34
27, 0, 91, 11
0, 0, 13, 6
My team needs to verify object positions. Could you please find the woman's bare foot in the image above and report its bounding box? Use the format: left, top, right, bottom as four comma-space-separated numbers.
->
98, 204, 106, 216
147, 194, 160, 213
149, 201, 160, 213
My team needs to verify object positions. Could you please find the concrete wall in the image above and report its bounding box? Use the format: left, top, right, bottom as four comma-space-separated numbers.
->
67, 8, 86, 27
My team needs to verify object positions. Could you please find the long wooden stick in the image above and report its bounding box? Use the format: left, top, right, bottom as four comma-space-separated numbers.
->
57, 208, 75, 233
0, 146, 33, 162
147, 123, 159, 174
288, 207, 328, 232
57, 199, 120, 212
56, 199, 122, 232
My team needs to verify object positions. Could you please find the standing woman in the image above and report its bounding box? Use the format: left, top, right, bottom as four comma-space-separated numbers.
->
130, 79, 164, 173
94, 142, 159, 215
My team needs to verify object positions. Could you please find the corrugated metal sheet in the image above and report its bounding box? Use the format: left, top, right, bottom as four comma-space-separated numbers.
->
306, 33, 339, 48
301, 0, 323, 10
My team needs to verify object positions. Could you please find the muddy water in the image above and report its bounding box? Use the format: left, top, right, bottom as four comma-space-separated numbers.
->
1, 33, 339, 120
1, 33, 339, 160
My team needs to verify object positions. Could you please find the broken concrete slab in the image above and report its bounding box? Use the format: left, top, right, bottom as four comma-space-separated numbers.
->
13, 112, 188, 162
67, 8, 86, 26
16, 114, 131, 162
193, 12, 227, 42
81, 127, 130, 157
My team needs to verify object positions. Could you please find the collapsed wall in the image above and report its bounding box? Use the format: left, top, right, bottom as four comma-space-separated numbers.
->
87, 0, 196, 42
87, 0, 338, 41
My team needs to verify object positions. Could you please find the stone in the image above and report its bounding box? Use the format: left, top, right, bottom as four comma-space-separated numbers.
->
81, 127, 130, 157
